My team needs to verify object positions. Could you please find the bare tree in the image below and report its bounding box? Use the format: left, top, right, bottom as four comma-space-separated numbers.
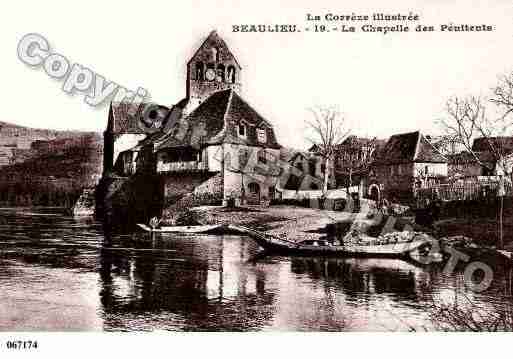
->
438, 95, 512, 248
334, 136, 379, 190
438, 95, 513, 176
305, 106, 351, 194
491, 72, 513, 124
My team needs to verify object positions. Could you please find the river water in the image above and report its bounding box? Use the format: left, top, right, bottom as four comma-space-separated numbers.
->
1, 207, 512, 331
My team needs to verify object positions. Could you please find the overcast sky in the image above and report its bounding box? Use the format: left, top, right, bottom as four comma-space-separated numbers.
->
3, 0, 512, 149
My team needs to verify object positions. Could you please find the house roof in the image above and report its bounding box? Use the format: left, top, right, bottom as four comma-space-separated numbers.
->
309, 136, 387, 154
472, 137, 513, 155
373, 131, 447, 165
156, 89, 280, 150
279, 147, 300, 162
107, 102, 169, 134
336, 135, 385, 148
448, 151, 496, 165
288, 151, 319, 163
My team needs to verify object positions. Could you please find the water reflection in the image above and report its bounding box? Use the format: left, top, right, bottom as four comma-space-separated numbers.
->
98, 233, 277, 331
1, 208, 513, 331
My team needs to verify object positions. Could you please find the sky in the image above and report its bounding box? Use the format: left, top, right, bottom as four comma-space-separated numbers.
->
2, 0, 513, 149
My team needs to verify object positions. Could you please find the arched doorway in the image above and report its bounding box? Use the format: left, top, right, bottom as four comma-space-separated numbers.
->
247, 182, 261, 204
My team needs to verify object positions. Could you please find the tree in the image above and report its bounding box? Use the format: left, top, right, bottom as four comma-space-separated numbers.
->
491, 71, 513, 123
438, 95, 513, 175
334, 136, 379, 190
438, 95, 512, 249
305, 106, 351, 194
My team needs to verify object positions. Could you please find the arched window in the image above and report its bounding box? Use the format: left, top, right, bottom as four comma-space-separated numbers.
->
227, 65, 236, 83
216, 64, 225, 83
195, 62, 204, 80
211, 47, 219, 62
238, 123, 246, 137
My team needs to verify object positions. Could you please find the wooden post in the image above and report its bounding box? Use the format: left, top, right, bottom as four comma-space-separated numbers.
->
497, 175, 506, 249
500, 195, 504, 249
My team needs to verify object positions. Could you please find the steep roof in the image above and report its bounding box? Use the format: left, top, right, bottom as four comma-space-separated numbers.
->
156, 89, 280, 150
472, 137, 513, 155
374, 131, 447, 165
337, 135, 382, 148
187, 30, 242, 70
288, 151, 318, 163
107, 102, 169, 134
280, 147, 302, 162
448, 151, 497, 165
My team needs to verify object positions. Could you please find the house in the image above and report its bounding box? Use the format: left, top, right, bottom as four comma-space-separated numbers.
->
152, 88, 282, 205
333, 136, 386, 189
447, 151, 495, 179
445, 137, 513, 179
104, 102, 170, 176
103, 31, 282, 206
285, 151, 335, 190
368, 131, 447, 203
471, 137, 513, 176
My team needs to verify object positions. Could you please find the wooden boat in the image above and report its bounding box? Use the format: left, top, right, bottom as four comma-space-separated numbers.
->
227, 224, 435, 259
137, 223, 225, 234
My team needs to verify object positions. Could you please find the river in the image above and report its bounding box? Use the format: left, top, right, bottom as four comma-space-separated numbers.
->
1, 207, 512, 331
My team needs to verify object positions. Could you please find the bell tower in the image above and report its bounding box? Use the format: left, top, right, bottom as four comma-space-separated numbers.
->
185, 31, 242, 114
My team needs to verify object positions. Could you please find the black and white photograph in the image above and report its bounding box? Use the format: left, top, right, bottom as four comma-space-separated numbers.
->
1, 0, 513, 356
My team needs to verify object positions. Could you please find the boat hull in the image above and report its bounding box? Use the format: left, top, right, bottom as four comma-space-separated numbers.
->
137, 223, 225, 234
227, 224, 432, 259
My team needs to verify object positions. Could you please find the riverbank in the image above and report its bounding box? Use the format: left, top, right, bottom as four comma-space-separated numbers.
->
189, 204, 406, 243
187, 204, 513, 249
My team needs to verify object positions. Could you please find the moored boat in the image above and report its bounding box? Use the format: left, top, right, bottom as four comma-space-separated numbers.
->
137, 223, 226, 234
227, 224, 436, 259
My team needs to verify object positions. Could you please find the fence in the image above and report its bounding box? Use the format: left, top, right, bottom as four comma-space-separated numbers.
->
279, 186, 360, 200
415, 179, 512, 203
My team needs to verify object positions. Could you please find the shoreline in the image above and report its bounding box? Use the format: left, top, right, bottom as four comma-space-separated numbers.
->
189, 204, 381, 243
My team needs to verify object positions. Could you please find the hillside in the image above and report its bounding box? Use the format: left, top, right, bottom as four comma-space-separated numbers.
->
0, 121, 103, 206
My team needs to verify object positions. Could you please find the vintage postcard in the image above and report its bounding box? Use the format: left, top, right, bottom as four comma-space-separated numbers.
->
1, 0, 513, 356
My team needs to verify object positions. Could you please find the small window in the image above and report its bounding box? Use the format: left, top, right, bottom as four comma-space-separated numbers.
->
227, 65, 236, 83
258, 150, 267, 164
238, 123, 246, 137
238, 149, 249, 167
195, 62, 204, 80
257, 128, 267, 143
425, 165, 429, 175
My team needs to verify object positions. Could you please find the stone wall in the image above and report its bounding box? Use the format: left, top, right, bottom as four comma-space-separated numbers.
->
193, 173, 223, 197
221, 143, 281, 204
162, 172, 223, 203
95, 174, 164, 230
370, 162, 448, 204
